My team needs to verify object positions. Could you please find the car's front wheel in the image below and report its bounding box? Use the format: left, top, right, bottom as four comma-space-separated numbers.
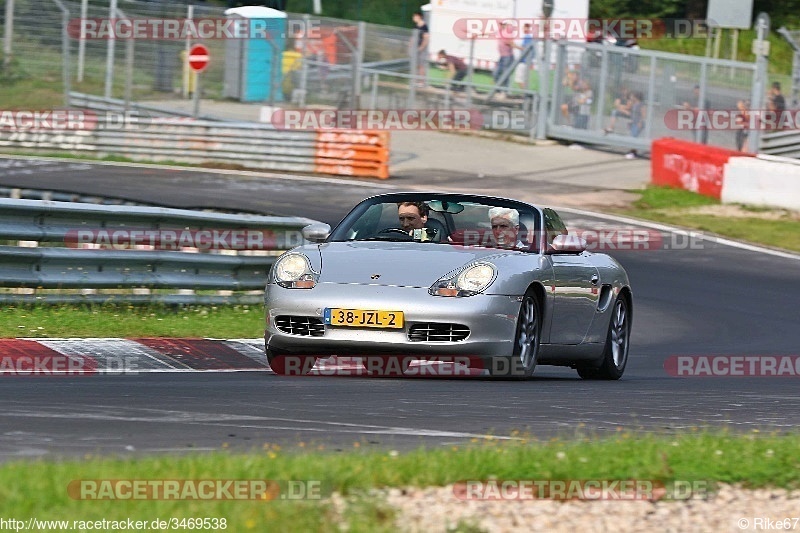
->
484, 291, 541, 378
266, 347, 316, 376
577, 294, 630, 380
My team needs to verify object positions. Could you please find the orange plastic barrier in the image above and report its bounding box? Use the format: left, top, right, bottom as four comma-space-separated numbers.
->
651, 138, 754, 199
314, 130, 390, 179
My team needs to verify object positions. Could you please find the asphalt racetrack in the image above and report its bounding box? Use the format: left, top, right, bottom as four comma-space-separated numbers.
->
0, 157, 799, 459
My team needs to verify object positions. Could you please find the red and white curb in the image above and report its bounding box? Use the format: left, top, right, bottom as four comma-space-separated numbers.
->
0, 338, 484, 376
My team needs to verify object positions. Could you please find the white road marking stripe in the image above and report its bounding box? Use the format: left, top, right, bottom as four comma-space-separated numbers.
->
555, 205, 800, 261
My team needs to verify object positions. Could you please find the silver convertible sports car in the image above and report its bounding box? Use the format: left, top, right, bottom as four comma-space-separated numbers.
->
264, 192, 632, 379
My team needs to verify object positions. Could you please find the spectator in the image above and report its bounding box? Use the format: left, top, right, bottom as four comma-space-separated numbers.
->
683, 85, 710, 144
768, 82, 786, 130
604, 87, 632, 134
735, 99, 751, 152
625, 91, 646, 159
514, 23, 536, 90
437, 50, 468, 92
573, 79, 593, 129
768, 81, 786, 113
494, 22, 518, 98
411, 12, 430, 87
560, 71, 581, 124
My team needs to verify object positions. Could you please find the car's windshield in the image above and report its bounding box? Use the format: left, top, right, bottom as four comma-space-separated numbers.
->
328, 197, 539, 252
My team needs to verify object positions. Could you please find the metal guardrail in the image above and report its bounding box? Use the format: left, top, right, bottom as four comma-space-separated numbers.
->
760, 130, 800, 159
0, 93, 390, 179
0, 198, 319, 304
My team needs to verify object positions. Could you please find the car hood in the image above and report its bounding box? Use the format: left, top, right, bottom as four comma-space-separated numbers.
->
317, 241, 515, 287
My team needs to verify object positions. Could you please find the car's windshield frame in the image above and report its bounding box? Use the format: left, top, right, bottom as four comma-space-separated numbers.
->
327, 193, 544, 253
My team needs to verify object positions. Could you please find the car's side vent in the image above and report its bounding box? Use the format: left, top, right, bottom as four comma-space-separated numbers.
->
275, 316, 326, 337
408, 323, 470, 342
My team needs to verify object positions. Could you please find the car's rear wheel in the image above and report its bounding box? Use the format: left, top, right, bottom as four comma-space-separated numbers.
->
266, 347, 316, 376
577, 294, 630, 380
484, 291, 541, 378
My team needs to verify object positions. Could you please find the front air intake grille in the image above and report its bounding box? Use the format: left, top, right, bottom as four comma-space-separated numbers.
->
408, 323, 470, 342
275, 316, 325, 337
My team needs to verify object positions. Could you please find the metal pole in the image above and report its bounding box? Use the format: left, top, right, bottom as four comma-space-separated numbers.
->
370, 71, 378, 109
353, 21, 366, 109
77, 0, 87, 82
298, 13, 309, 106
466, 36, 475, 107
594, 45, 608, 131
643, 55, 657, 139
536, 36, 550, 139
3, 0, 13, 70
124, 35, 134, 113
696, 62, 708, 144
193, 73, 201, 118
748, 13, 770, 153
52, 0, 70, 107
183, 5, 194, 98
409, 28, 418, 108
104, 0, 118, 98
730, 29, 739, 80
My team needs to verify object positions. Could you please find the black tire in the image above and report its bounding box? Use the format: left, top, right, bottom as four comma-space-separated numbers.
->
266, 347, 316, 376
484, 291, 541, 379
577, 294, 630, 380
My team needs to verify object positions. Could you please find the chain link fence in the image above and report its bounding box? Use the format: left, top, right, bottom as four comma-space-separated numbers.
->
2, 0, 772, 151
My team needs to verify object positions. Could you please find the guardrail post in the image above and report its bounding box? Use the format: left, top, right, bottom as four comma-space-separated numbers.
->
52, 0, 71, 107
644, 55, 657, 139
749, 13, 770, 153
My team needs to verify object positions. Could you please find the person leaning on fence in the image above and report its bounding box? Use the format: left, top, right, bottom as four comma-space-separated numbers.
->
683, 85, 710, 144
604, 87, 632, 134
625, 91, 646, 159
437, 50, 468, 92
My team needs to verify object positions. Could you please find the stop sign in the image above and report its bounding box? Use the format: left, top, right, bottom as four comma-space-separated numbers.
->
188, 44, 210, 72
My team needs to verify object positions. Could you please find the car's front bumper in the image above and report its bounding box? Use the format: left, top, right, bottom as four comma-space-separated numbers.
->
264, 282, 522, 358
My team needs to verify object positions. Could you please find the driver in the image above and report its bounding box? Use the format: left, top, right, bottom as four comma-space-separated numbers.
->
397, 201, 429, 232
489, 207, 526, 249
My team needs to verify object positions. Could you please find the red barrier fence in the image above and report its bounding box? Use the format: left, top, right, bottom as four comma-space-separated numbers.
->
651, 138, 754, 199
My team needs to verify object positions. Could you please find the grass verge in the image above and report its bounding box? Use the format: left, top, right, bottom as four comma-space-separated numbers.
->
0, 304, 263, 339
0, 432, 797, 531
619, 186, 800, 253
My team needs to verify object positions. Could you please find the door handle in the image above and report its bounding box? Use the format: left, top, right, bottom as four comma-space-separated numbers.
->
590, 274, 599, 285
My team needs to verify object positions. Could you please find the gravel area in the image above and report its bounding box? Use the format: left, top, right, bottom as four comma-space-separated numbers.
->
333, 484, 800, 532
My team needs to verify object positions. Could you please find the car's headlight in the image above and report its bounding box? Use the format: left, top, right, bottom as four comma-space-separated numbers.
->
430, 262, 496, 297
273, 253, 318, 289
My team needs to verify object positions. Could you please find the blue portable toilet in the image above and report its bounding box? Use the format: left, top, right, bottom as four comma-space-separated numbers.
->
223, 6, 286, 103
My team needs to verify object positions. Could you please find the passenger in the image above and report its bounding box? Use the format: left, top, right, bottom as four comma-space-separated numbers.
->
488, 207, 525, 249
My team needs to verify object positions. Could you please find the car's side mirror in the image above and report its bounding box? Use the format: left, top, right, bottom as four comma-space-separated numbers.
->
302, 223, 331, 243
546, 234, 587, 254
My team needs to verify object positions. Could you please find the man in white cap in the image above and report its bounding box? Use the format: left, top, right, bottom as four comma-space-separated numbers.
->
488, 207, 525, 249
